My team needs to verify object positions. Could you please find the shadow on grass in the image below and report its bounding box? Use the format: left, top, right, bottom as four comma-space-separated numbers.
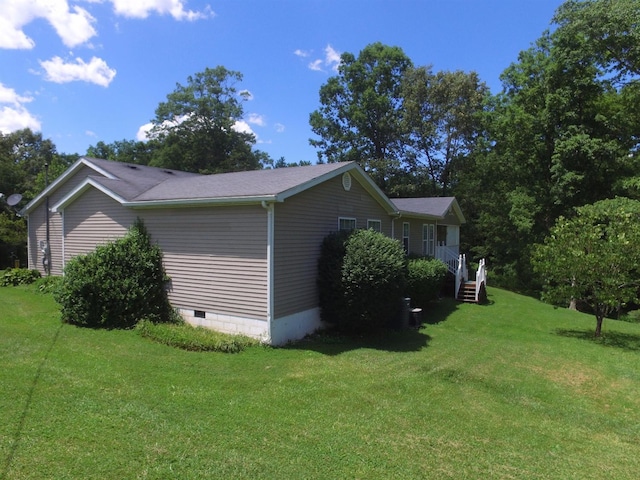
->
284, 297, 463, 355
283, 328, 433, 355
555, 328, 640, 352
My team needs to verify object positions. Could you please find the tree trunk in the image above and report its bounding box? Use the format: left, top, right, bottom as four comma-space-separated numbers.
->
594, 315, 604, 338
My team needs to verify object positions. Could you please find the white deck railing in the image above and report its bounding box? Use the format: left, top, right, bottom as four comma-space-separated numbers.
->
436, 244, 460, 275
454, 255, 487, 302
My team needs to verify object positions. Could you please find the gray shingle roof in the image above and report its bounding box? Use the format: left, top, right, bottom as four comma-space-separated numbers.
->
131, 162, 352, 201
391, 197, 460, 219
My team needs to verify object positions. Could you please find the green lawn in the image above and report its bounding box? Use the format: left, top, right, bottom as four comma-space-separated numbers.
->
1, 286, 640, 479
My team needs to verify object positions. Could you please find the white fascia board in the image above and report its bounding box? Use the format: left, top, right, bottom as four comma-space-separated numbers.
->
51, 178, 127, 213
125, 195, 279, 209
22, 157, 117, 215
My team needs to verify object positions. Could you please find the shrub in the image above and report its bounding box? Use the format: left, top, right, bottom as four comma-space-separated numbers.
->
34, 275, 63, 295
0, 268, 41, 287
317, 230, 351, 325
136, 320, 260, 353
406, 257, 448, 307
341, 229, 407, 332
55, 218, 174, 329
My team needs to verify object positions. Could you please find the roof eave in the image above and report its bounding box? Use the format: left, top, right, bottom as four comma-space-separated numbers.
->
125, 195, 279, 209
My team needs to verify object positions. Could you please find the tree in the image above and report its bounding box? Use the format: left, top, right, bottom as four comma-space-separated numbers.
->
309, 42, 413, 190
86, 139, 154, 166
457, 22, 640, 290
402, 67, 489, 196
532, 197, 640, 337
148, 66, 261, 174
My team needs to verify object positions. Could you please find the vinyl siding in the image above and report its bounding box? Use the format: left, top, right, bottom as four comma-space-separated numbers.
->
64, 187, 135, 262
273, 174, 393, 319
392, 218, 437, 257
28, 165, 104, 275
141, 206, 268, 321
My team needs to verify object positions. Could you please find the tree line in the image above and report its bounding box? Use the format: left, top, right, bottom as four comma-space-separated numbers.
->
2, 0, 639, 331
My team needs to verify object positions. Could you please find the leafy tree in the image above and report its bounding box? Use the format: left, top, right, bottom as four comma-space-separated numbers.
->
309, 42, 413, 190
457, 18, 640, 290
86, 139, 154, 166
533, 197, 640, 337
402, 67, 489, 196
148, 66, 261, 174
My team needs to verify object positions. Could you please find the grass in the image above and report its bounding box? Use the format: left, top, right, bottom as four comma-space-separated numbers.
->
1, 285, 640, 479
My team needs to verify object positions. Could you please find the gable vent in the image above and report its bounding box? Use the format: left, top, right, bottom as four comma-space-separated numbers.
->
342, 172, 352, 191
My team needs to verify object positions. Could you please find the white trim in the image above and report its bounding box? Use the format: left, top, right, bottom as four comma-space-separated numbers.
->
51, 178, 128, 213
22, 157, 117, 215
61, 210, 65, 271
422, 223, 435, 257
262, 201, 275, 344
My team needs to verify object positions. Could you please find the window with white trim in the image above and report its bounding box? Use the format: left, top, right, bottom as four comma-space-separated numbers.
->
423, 224, 435, 257
367, 219, 382, 232
338, 217, 357, 232
402, 222, 410, 253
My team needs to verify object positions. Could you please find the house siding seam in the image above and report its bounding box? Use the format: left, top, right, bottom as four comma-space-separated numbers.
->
272, 175, 393, 320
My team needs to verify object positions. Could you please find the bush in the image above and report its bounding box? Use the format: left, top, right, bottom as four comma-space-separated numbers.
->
317, 230, 351, 325
136, 320, 260, 353
0, 268, 41, 286
34, 275, 63, 295
341, 229, 407, 332
406, 257, 448, 307
55, 219, 174, 329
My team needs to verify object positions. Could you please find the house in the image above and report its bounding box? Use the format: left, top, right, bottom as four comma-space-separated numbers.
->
23, 157, 466, 344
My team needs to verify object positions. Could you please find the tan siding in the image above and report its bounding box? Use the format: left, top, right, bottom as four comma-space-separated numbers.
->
141, 206, 268, 320
28, 165, 105, 275
393, 218, 437, 257
273, 175, 393, 319
64, 188, 136, 262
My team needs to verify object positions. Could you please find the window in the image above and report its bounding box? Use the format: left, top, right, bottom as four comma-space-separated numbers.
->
423, 224, 435, 257
402, 222, 410, 253
367, 219, 382, 232
338, 217, 357, 232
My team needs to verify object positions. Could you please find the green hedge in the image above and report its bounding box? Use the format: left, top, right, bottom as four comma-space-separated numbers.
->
406, 257, 448, 307
318, 229, 407, 333
55, 219, 175, 329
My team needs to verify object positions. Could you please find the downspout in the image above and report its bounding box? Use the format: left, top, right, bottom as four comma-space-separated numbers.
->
261, 200, 274, 343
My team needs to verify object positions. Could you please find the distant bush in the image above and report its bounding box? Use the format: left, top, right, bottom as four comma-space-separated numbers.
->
406, 257, 448, 307
136, 320, 260, 353
55, 219, 175, 329
0, 268, 41, 287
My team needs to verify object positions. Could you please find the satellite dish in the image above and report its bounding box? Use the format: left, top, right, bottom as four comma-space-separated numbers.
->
7, 193, 22, 207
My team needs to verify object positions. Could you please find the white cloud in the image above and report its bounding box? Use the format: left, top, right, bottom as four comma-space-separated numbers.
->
307, 44, 342, 73
0, 83, 40, 133
136, 122, 154, 141
85, 130, 97, 137
110, 0, 214, 21
294, 49, 310, 58
308, 59, 323, 71
0, 0, 97, 49
40, 56, 117, 87
324, 44, 341, 71
232, 120, 255, 136
247, 113, 265, 127
274, 123, 285, 133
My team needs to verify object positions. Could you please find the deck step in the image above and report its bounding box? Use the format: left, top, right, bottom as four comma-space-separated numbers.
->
457, 281, 477, 303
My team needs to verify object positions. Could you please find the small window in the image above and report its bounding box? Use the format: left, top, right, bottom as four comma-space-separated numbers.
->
367, 219, 382, 232
338, 217, 357, 232
194, 310, 206, 318
402, 222, 410, 253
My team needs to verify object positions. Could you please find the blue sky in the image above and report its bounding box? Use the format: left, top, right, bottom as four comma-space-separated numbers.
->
1, 0, 564, 164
